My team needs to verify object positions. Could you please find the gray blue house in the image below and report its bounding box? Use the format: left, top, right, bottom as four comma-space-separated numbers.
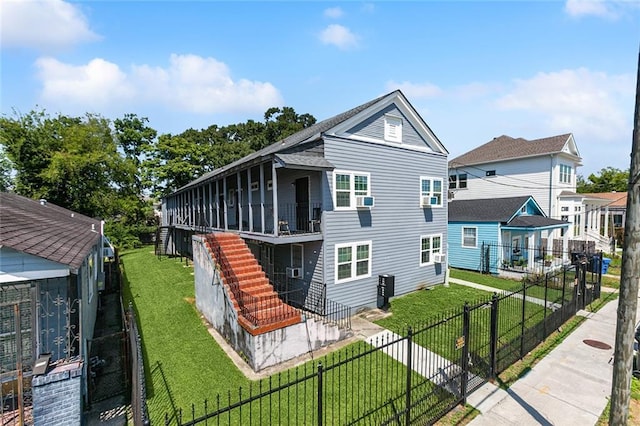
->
160, 90, 449, 314
448, 196, 569, 275
0, 192, 105, 423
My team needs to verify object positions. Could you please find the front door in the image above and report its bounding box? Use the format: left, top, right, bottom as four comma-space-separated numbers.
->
295, 177, 309, 232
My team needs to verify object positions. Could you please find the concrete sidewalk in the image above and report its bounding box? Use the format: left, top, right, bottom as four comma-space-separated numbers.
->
468, 296, 627, 426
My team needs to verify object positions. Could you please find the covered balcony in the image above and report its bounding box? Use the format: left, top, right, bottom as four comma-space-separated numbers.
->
163, 156, 330, 244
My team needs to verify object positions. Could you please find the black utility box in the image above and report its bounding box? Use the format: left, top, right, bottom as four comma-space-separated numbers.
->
378, 274, 395, 298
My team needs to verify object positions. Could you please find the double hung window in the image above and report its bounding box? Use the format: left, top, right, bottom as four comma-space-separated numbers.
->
336, 241, 372, 283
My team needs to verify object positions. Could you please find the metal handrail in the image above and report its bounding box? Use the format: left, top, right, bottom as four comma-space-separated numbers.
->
206, 234, 301, 327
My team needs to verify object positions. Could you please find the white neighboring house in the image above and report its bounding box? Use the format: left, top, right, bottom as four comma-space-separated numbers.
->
448, 134, 609, 251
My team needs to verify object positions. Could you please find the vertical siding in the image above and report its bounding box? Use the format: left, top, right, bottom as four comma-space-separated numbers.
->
322, 136, 448, 309
447, 222, 499, 272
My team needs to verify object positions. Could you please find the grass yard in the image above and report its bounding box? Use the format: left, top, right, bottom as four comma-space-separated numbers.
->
375, 283, 551, 368
450, 268, 566, 303
120, 247, 250, 423
120, 247, 618, 424
120, 247, 459, 424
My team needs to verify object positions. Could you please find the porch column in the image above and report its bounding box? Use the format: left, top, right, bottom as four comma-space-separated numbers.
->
223, 178, 228, 231
562, 228, 569, 262
527, 232, 535, 270
272, 161, 279, 236
546, 230, 553, 258
247, 168, 253, 232
604, 206, 610, 237
190, 189, 195, 227
215, 180, 220, 228
237, 172, 242, 231
208, 182, 213, 229
259, 163, 265, 233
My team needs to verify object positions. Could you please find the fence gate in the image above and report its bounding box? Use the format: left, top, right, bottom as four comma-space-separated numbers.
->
465, 301, 493, 395
88, 331, 127, 404
1, 284, 35, 425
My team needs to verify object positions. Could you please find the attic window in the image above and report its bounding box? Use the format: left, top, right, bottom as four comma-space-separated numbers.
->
486, 170, 496, 177
384, 115, 402, 143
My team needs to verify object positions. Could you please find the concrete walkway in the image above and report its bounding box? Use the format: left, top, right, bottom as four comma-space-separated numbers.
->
358, 279, 626, 425
449, 277, 562, 309
468, 294, 628, 425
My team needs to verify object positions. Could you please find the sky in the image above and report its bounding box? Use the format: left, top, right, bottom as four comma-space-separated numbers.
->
1, 0, 638, 177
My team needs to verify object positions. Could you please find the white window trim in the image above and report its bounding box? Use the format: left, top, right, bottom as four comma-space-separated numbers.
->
335, 240, 372, 284
420, 234, 443, 266
559, 164, 572, 184
333, 170, 371, 211
420, 176, 444, 208
384, 114, 402, 143
462, 226, 478, 248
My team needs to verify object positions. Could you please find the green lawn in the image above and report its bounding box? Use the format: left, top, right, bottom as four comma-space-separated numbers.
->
121, 247, 454, 424
121, 247, 250, 423
120, 247, 613, 423
450, 268, 565, 303
375, 283, 551, 369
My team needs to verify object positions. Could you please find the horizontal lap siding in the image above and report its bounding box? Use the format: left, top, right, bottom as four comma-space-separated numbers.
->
346, 105, 430, 150
447, 222, 498, 272
450, 157, 553, 215
322, 135, 448, 309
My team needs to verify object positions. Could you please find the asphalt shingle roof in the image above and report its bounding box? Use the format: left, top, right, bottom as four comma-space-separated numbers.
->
449, 134, 572, 167
507, 215, 568, 228
448, 196, 531, 222
0, 192, 101, 270
274, 153, 334, 170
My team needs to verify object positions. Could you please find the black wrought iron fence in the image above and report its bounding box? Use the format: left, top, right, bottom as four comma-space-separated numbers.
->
127, 305, 150, 426
163, 260, 601, 425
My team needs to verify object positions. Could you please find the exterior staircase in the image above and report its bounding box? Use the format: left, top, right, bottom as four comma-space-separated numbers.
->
585, 229, 612, 253
204, 233, 301, 335
155, 226, 171, 256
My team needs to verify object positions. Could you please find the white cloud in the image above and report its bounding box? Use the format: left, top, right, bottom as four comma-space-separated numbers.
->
324, 7, 343, 19
1, 0, 99, 50
495, 68, 633, 141
384, 81, 443, 99
564, 0, 638, 19
36, 57, 133, 106
319, 24, 359, 50
132, 54, 283, 114
35, 54, 283, 114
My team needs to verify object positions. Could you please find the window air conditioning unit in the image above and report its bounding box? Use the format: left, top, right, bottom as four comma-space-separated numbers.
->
286, 267, 302, 279
421, 196, 439, 207
433, 253, 445, 264
356, 196, 375, 208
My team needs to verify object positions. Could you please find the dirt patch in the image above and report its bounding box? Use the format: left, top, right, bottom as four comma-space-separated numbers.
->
630, 398, 640, 424
184, 297, 195, 305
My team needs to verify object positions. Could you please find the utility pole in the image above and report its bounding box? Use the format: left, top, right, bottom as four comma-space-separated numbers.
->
609, 47, 640, 425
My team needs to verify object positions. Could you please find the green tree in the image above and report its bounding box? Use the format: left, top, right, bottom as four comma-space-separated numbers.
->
577, 167, 629, 193
0, 110, 127, 218
147, 107, 315, 197
0, 147, 13, 191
